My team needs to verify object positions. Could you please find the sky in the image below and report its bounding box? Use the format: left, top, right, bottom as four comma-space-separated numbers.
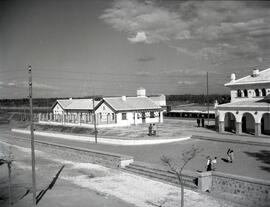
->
0, 0, 270, 98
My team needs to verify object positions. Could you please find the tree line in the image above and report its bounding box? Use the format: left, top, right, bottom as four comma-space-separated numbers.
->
0, 94, 230, 107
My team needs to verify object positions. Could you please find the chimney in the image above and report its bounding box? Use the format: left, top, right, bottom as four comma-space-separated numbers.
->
137, 87, 146, 97
121, 96, 127, 101
230, 73, 236, 82
252, 69, 259, 77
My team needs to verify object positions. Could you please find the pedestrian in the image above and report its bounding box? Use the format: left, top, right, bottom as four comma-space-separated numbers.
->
229, 150, 234, 163
227, 148, 231, 162
206, 157, 212, 171
148, 124, 152, 136
197, 118, 200, 127
211, 157, 217, 171
201, 118, 205, 127
152, 124, 157, 136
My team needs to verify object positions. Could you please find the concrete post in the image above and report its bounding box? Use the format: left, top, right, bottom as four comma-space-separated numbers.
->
236, 122, 242, 135
197, 171, 212, 192
219, 121, 224, 133
255, 123, 261, 137
134, 112, 136, 125
78, 113, 81, 125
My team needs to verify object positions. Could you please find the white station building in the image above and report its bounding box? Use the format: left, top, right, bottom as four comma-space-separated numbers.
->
40, 88, 164, 128
216, 68, 270, 136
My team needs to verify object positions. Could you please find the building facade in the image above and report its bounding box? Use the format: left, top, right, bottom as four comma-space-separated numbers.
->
39, 88, 164, 128
216, 68, 270, 136
95, 95, 163, 127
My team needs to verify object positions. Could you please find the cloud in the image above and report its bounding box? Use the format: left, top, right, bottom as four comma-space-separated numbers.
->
135, 71, 150, 76
137, 56, 155, 62
101, 0, 270, 63
100, 0, 190, 43
8, 82, 16, 86
128, 31, 148, 43
177, 80, 195, 86
163, 69, 206, 76
3, 81, 57, 89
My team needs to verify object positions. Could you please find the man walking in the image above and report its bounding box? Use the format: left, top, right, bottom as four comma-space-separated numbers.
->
197, 119, 200, 127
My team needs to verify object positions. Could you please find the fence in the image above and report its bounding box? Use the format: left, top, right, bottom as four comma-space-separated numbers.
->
38, 113, 117, 126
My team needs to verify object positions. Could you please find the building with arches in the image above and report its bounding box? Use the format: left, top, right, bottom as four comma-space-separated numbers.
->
216, 68, 270, 136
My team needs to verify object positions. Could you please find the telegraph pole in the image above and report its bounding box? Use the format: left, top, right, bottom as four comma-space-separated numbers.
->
28, 65, 36, 206
92, 97, 97, 143
206, 72, 210, 126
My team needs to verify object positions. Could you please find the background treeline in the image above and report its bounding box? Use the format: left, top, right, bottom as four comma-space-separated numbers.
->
166, 94, 230, 106
0, 94, 230, 107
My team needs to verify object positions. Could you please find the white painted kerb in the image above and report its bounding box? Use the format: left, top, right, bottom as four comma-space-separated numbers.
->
11, 129, 190, 146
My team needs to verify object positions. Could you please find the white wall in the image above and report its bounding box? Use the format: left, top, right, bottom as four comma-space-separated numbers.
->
95, 102, 115, 124
53, 103, 64, 114
230, 84, 270, 102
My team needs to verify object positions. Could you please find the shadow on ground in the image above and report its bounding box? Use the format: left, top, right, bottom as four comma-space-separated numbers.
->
244, 150, 270, 172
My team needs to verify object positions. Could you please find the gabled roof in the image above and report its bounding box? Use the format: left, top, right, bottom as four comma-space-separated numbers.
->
225, 68, 270, 86
55, 99, 100, 110
102, 96, 162, 112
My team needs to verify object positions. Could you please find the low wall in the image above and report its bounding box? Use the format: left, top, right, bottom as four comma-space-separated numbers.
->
37, 140, 134, 168
211, 171, 270, 206
5, 135, 134, 168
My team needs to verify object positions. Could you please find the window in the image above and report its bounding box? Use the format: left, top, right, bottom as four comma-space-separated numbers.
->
150, 112, 155, 118
244, 89, 248, 97
103, 106, 106, 110
255, 89, 259, 97
237, 89, 241, 97
262, 88, 266, 96
112, 113, 114, 120
122, 113, 127, 120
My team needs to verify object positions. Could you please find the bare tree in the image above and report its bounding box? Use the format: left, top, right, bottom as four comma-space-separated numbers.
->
161, 145, 202, 207
0, 145, 14, 207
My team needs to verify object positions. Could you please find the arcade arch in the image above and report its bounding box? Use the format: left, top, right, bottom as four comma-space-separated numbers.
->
241, 113, 255, 134
224, 112, 236, 133
261, 113, 270, 135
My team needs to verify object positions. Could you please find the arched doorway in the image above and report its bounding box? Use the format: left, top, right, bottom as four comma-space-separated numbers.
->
242, 113, 255, 134
224, 112, 236, 133
261, 113, 270, 135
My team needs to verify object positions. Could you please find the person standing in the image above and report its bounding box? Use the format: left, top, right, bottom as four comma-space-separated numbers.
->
148, 124, 152, 136
227, 148, 231, 162
211, 157, 217, 171
229, 150, 234, 163
206, 157, 212, 171
201, 118, 205, 127
197, 119, 200, 127
152, 124, 157, 136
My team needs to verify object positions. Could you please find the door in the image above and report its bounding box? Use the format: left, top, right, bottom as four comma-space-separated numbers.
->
142, 112, 146, 123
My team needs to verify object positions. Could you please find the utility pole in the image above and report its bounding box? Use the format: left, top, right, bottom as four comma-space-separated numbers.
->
28, 65, 36, 206
206, 72, 210, 126
92, 97, 97, 143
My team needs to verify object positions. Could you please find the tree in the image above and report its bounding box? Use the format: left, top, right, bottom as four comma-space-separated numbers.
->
161, 145, 203, 207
